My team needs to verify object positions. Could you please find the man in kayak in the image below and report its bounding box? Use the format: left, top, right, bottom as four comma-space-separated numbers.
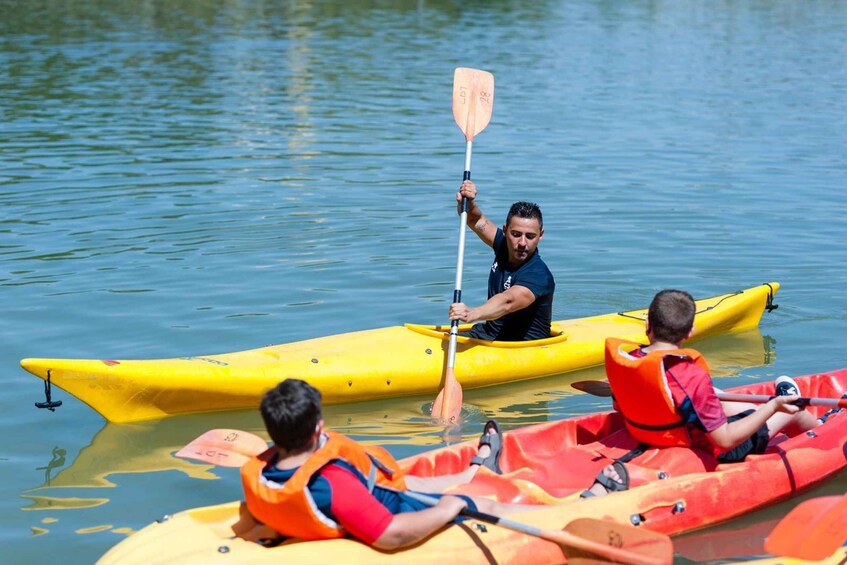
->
594, 289, 827, 495
448, 180, 555, 341
241, 379, 538, 550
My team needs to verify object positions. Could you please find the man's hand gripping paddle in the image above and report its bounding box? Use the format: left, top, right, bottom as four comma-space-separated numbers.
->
177, 428, 673, 564
432, 67, 495, 425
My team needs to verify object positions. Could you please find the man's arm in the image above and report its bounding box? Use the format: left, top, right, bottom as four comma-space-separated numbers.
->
457, 180, 497, 247
707, 396, 801, 450
449, 285, 536, 323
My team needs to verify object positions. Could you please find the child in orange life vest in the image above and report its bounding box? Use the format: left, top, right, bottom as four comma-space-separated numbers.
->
604, 289, 820, 468
241, 379, 538, 550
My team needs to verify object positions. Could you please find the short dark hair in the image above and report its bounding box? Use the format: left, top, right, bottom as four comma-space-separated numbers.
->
260, 379, 323, 451
506, 201, 543, 230
647, 289, 696, 344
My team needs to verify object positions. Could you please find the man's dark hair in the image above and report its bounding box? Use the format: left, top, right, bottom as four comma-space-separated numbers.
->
506, 201, 543, 230
260, 379, 323, 451
647, 289, 696, 344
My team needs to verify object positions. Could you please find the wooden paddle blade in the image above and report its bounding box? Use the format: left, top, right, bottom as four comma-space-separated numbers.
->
764, 494, 847, 560
175, 428, 267, 468
452, 67, 495, 141
572, 380, 614, 398
559, 518, 673, 565
432, 367, 463, 423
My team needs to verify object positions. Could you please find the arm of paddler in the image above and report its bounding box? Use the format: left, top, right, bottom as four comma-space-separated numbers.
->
457, 180, 497, 247
708, 396, 799, 450
449, 285, 536, 324
323, 465, 466, 550
371, 495, 467, 551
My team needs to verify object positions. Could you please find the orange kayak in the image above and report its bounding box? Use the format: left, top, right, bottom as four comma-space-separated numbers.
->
98, 368, 847, 564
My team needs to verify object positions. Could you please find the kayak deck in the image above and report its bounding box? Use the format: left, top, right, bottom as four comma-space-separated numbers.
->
97, 368, 847, 564
22, 283, 779, 422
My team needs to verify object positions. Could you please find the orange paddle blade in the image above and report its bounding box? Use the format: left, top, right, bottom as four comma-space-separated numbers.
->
175, 428, 267, 468
764, 494, 847, 560
432, 367, 463, 423
452, 67, 495, 141
557, 518, 673, 565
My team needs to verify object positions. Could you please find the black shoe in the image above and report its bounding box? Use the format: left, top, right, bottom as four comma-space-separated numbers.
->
819, 393, 847, 424
775, 375, 800, 396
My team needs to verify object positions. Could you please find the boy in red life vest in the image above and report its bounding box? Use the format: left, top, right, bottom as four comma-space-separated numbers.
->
241, 379, 538, 550
604, 289, 822, 469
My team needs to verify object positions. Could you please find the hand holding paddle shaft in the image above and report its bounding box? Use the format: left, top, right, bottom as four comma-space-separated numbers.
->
432, 67, 495, 424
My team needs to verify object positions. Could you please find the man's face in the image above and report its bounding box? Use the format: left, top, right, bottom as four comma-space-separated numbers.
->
503, 216, 543, 266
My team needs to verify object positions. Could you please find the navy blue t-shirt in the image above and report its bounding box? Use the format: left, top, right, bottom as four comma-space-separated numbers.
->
468, 228, 555, 341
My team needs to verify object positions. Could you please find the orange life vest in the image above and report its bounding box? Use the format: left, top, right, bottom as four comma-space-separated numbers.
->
240, 430, 407, 540
605, 337, 710, 447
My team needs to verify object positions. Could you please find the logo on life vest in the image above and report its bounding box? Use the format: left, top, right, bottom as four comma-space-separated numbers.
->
504, 276, 512, 289
491, 261, 498, 273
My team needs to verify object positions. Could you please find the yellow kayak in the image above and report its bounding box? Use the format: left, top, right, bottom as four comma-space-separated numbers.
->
21, 282, 779, 423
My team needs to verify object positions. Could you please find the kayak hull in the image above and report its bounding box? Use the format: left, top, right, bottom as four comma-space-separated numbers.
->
22, 283, 779, 423
98, 368, 847, 564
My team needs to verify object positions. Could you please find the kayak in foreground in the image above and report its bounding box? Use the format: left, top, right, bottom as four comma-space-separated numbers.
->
22, 282, 779, 423
97, 368, 847, 564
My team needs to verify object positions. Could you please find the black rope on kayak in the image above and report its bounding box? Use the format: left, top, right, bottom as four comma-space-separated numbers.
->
35, 370, 63, 412
614, 444, 647, 463
616, 290, 744, 321
763, 282, 779, 312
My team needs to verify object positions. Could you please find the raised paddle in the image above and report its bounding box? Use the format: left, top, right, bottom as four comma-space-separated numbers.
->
571, 379, 847, 409
431, 67, 495, 424
176, 428, 673, 565
764, 493, 847, 560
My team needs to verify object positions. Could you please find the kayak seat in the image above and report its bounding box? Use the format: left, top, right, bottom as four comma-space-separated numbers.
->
404, 323, 568, 347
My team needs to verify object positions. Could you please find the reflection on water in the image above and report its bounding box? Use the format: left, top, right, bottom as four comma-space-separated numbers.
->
21, 495, 109, 511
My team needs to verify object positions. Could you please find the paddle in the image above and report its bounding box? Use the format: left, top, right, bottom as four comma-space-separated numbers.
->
174, 428, 269, 467
177, 428, 673, 564
405, 491, 671, 565
431, 67, 495, 424
572, 380, 847, 409
764, 493, 847, 560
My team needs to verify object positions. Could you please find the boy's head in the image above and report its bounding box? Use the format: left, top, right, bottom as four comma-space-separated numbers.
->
260, 379, 323, 452
647, 289, 696, 344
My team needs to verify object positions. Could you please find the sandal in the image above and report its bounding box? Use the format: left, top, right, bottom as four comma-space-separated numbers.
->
580, 460, 629, 498
470, 419, 503, 474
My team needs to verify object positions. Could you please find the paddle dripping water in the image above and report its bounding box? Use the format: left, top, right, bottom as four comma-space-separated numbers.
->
432, 67, 495, 424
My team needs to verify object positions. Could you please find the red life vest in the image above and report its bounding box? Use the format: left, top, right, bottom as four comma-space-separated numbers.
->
605, 337, 710, 447
240, 430, 407, 540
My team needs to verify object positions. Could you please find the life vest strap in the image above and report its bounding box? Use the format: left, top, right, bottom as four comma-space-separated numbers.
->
624, 415, 685, 432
